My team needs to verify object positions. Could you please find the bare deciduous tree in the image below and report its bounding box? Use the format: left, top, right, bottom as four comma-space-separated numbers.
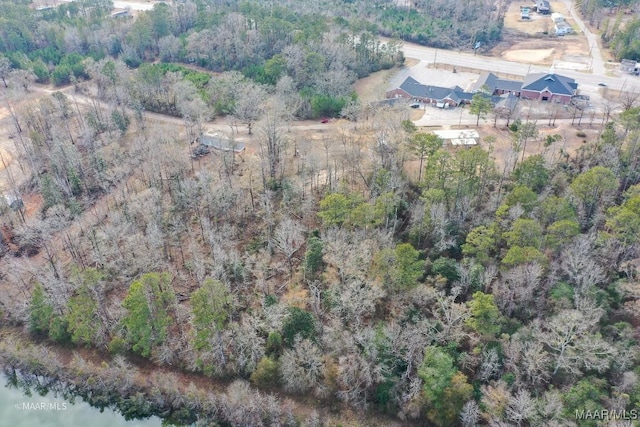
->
273, 216, 304, 276
233, 81, 267, 135
537, 301, 616, 375
460, 400, 480, 427
280, 338, 325, 394
332, 279, 385, 328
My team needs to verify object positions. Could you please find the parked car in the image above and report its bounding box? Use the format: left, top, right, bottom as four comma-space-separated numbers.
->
321, 118, 329, 123
598, 82, 607, 87
410, 103, 420, 108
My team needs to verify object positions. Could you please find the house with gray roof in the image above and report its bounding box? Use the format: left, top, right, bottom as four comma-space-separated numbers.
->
494, 93, 519, 115
474, 72, 523, 96
198, 133, 245, 153
520, 73, 577, 104
385, 76, 473, 108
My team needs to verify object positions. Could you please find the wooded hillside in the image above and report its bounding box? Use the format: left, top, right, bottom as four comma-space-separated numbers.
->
1, 1, 640, 427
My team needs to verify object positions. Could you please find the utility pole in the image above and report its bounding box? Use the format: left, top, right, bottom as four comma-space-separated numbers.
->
620, 77, 628, 98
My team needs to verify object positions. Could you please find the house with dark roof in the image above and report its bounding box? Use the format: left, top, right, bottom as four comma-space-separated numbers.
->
535, 0, 550, 14
474, 72, 523, 96
385, 76, 473, 108
520, 73, 577, 103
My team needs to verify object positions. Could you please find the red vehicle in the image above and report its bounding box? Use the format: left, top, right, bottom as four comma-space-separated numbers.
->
321, 118, 329, 123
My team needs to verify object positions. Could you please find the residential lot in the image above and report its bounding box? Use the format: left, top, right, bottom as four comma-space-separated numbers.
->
498, 0, 590, 72
504, 1, 575, 35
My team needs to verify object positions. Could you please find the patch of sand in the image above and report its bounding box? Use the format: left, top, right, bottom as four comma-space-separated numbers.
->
503, 48, 555, 63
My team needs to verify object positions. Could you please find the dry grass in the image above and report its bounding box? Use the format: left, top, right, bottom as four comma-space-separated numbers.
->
477, 122, 599, 170
353, 59, 419, 103
498, 1, 590, 66
503, 1, 572, 35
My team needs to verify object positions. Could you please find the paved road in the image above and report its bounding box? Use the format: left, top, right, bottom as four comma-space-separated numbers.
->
396, 38, 631, 91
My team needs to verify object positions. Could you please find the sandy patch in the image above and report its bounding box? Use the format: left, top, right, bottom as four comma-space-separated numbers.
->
490, 35, 589, 66
503, 48, 555, 63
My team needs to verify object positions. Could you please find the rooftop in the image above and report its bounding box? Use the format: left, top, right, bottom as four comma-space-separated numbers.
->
522, 73, 577, 95
474, 72, 523, 93
199, 133, 245, 153
433, 129, 479, 146
398, 77, 472, 103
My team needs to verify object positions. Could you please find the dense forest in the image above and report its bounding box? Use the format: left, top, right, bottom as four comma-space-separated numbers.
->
1, 1, 640, 427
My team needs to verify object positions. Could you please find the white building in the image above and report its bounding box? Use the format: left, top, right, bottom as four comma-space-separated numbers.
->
433, 129, 479, 146
554, 22, 572, 36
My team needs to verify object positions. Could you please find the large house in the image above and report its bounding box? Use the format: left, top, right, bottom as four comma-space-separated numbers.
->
520, 73, 577, 103
474, 72, 577, 104
385, 76, 474, 108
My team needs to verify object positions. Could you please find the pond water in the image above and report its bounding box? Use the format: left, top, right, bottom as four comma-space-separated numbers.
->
0, 373, 162, 427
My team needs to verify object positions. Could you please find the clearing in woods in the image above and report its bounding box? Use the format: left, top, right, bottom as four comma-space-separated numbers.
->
498, 1, 589, 68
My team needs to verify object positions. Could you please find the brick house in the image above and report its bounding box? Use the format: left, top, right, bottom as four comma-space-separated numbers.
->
385, 77, 473, 107
520, 73, 577, 103
473, 72, 523, 97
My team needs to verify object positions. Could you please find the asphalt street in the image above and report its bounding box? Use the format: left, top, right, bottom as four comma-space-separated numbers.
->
396, 39, 635, 91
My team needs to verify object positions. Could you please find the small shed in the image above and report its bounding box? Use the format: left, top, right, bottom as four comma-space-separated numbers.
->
198, 133, 245, 153
111, 9, 131, 18
620, 59, 639, 75
433, 129, 480, 146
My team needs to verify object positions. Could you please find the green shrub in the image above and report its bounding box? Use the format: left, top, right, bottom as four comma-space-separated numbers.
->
282, 307, 316, 347
250, 357, 280, 388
